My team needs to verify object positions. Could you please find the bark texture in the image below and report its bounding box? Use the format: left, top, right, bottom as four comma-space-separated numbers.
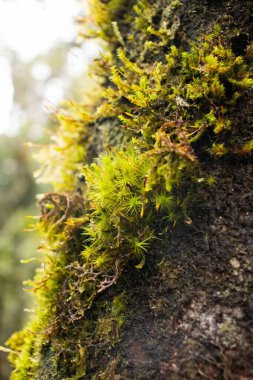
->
7, 1, 253, 379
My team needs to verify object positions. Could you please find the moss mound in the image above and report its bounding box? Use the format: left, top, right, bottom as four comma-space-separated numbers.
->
6, 0, 253, 379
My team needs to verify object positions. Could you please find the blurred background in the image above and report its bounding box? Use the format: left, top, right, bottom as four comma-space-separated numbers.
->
0, 0, 99, 377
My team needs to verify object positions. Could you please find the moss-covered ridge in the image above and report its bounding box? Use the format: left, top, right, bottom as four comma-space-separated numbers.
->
5, 0, 253, 379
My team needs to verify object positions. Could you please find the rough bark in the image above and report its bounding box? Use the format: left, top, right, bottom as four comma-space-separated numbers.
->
6, 1, 253, 379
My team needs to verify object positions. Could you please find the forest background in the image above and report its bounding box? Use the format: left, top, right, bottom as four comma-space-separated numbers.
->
0, 1, 96, 378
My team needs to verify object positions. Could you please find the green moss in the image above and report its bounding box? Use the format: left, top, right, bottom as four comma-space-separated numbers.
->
107, 26, 253, 153
4, 1, 253, 379
81, 143, 192, 279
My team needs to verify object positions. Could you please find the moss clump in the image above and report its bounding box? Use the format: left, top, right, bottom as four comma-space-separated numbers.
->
108, 25, 253, 154
5, 0, 253, 379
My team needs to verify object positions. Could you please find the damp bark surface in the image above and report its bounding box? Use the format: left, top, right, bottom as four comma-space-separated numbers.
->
7, 0, 253, 379
97, 158, 253, 380
82, 0, 253, 377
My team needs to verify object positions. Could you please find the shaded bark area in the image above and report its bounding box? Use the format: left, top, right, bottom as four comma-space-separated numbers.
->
179, 0, 253, 45
83, 1, 253, 378
98, 157, 252, 380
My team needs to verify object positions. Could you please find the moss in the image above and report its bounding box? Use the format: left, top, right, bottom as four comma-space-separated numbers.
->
93, 357, 124, 380
4, 0, 253, 379
108, 26, 253, 154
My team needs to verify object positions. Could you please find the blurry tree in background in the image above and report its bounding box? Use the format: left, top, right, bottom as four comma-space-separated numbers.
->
0, 133, 38, 378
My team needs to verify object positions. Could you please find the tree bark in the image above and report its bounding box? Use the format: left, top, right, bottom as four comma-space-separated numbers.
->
7, 1, 253, 379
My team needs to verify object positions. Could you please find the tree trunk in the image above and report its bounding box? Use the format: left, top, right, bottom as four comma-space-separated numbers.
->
7, 1, 253, 379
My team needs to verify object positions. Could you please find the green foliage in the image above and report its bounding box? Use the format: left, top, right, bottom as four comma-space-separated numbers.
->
79, 0, 133, 42
107, 27, 253, 154
236, 139, 253, 154
5, 0, 253, 379
35, 104, 94, 191
6, 321, 42, 380
82, 145, 183, 272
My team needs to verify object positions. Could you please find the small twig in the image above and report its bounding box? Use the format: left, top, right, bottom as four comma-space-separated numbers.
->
97, 259, 121, 293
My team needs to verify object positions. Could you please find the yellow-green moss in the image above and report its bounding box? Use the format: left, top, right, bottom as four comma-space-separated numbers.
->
5, 1, 253, 379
